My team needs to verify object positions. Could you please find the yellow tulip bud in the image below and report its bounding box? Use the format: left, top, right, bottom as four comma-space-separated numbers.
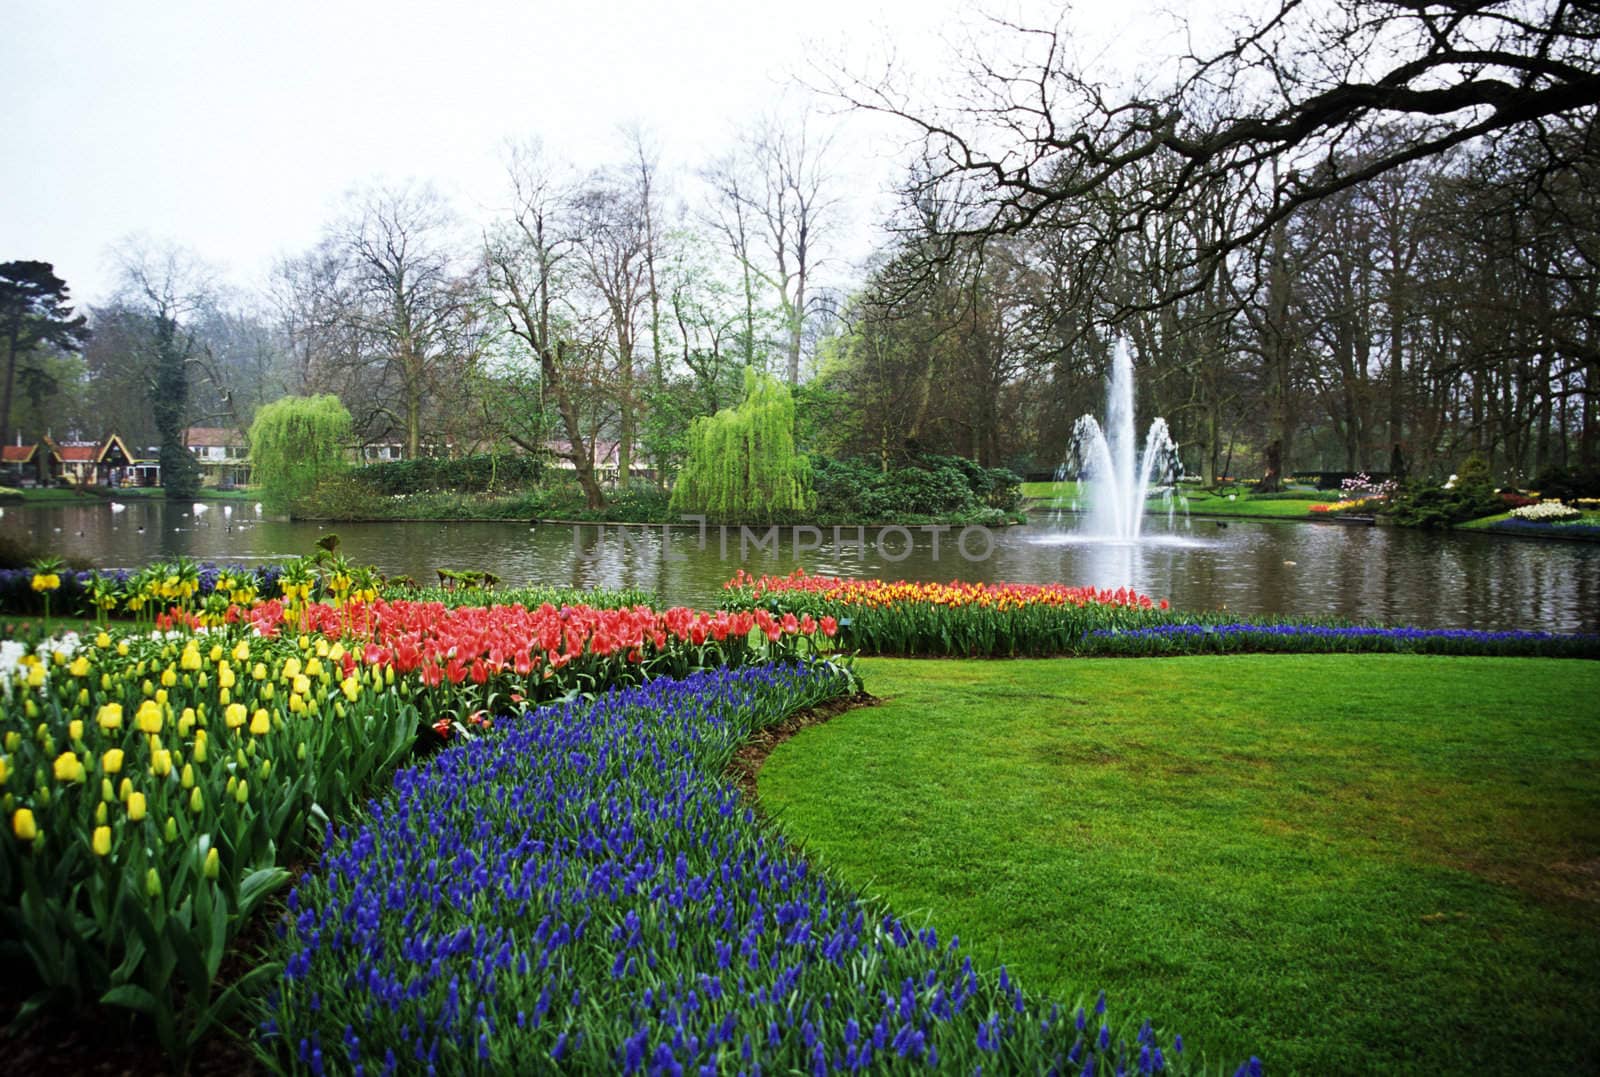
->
178, 708, 196, 735
218, 664, 235, 689
164, 816, 176, 841
258, 758, 271, 779
189, 786, 204, 813
252, 662, 267, 681
78, 688, 89, 705
117, 641, 129, 657
68, 720, 83, 742
250, 709, 271, 735
234, 779, 248, 804
155, 687, 169, 704
0, 757, 8, 785
150, 750, 172, 777
181, 764, 194, 789
119, 777, 133, 803
95, 632, 111, 648
3, 732, 15, 751
204, 846, 220, 879
12, 808, 37, 841
101, 749, 124, 774
92, 825, 111, 856
69, 655, 90, 678
208, 644, 224, 663
193, 729, 208, 763
261, 682, 274, 701
101, 777, 115, 802
94, 801, 107, 824
146, 868, 161, 896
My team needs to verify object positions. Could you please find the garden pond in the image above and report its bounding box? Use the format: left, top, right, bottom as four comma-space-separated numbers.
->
6, 499, 1598, 632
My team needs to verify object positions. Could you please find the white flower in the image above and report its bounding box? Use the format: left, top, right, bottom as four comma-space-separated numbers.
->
1511, 500, 1580, 522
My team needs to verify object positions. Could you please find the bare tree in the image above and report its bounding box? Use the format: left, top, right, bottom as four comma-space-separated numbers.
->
714, 111, 842, 383
834, 0, 1600, 304
484, 142, 610, 508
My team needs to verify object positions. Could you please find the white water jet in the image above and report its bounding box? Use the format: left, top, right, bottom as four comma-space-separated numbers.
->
1059, 339, 1183, 541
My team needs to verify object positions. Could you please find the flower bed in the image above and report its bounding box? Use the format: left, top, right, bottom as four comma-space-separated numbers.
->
0, 598, 829, 1063
1082, 622, 1600, 658
1508, 500, 1581, 522
263, 662, 1205, 1075
723, 570, 1170, 656
0, 560, 649, 620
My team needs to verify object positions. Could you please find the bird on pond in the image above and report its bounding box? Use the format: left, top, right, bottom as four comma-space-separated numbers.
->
1283, 560, 1297, 566
110, 502, 126, 513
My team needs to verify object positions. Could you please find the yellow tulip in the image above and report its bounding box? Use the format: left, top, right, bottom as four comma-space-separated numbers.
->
180, 646, 201, 671
118, 777, 133, 802
26, 665, 45, 688
160, 666, 177, 687
101, 778, 114, 802
232, 640, 250, 662
234, 779, 249, 804
189, 786, 204, 813
68, 720, 83, 742
92, 826, 111, 857
193, 729, 208, 763
250, 708, 270, 735
340, 676, 360, 702
204, 846, 220, 879
95, 632, 111, 648
69, 655, 90, 678
181, 764, 194, 789
305, 657, 324, 678
136, 700, 163, 734
208, 644, 224, 663
293, 674, 311, 696
146, 868, 161, 897
97, 703, 123, 730
52, 751, 85, 783
225, 703, 247, 729
101, 749, 124, 774
12, 808, 37, 841
218, 663, 236, 689
0, 756, 7, 785
150, 750, 172, 777
252, 662, 267, 681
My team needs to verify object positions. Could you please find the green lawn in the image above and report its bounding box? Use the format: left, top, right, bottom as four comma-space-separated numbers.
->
760, 655, 1600, 1075
1023, 481, 1329, 519
11, 486, 257, 503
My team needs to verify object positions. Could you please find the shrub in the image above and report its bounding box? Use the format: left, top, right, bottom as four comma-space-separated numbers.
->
1530, 464, 1600, 502
352, 453, 546, 496
811, 454, 1021, 523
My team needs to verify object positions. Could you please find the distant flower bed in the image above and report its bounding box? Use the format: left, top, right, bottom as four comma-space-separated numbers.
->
1083, 622, 1600, 658
263, 662, 1209, 1076
1508, 500, 1581, 521
724, 570, 1170, 656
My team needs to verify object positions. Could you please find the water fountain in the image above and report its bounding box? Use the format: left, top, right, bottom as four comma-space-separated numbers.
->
1055, 339, 1185, 542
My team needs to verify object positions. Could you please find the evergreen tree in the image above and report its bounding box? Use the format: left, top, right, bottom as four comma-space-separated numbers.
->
0, 261, 89, 452
669, 369, 812, 521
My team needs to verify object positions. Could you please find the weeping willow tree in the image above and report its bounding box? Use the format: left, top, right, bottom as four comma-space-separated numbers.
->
670, 369, 813, 521
248, 394, 353, 511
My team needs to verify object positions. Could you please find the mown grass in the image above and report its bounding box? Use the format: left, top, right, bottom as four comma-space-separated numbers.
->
1022, 481, 1329, 519
759, 655, 1600, 1075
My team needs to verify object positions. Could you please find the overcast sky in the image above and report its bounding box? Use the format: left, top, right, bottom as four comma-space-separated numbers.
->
2, 0, 1205, 307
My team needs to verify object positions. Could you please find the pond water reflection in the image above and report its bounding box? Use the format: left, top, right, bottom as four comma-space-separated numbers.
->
6, 501, 1598, 632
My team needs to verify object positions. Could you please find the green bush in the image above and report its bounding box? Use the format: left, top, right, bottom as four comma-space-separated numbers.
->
352, 453, 545, 495
811, 454, 1021, 522
1530, 464, 1600, 502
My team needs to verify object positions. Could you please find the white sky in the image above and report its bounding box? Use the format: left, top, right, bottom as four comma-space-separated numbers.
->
2, 0, 1210, 307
